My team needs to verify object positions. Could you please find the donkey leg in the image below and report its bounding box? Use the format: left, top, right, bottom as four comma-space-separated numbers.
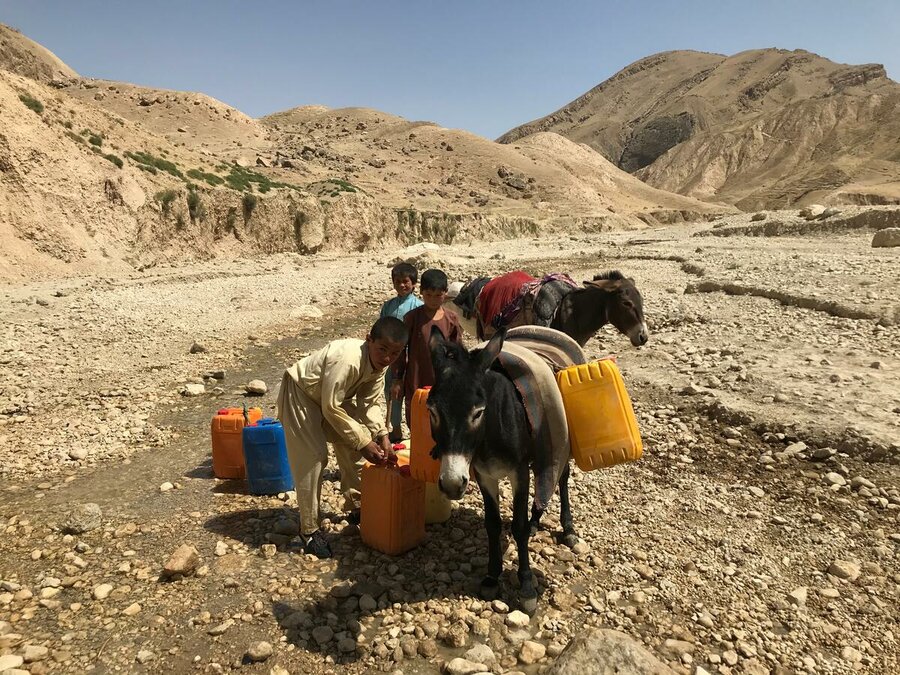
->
557, 463, 580, 548
528, 502, 545, 536
477, 475, 503, 600
511, 467, 537, 614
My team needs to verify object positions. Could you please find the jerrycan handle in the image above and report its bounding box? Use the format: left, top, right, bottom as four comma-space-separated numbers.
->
242, 402, 249, 425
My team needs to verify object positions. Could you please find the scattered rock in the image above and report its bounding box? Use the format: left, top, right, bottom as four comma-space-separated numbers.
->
872, 228, 900, 248
519, 640, 546, 664
246, 641, 273, 662
444, 657, 487, 675
181, 383, 205, 397
506, 610, 530, 628
162, 544, 200, 578
547, 629, 676, 675
828, 560, 861, 581
63, 503, 102, 534
189, 341, 207, 354
246, 379, 268, 395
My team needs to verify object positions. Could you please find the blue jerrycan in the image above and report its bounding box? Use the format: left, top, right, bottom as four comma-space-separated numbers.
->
242, 418, 294, 495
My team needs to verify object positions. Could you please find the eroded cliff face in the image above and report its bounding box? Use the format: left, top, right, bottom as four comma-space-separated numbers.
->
500, 49, 900, 207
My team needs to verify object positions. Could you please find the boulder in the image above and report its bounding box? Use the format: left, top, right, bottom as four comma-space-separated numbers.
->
872, 228, 900, 248
547, 629, 676, 675
163, 544, 200, 578
64, 503, 102, 534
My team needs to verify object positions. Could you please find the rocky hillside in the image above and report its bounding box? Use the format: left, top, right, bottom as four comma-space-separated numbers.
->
500, 49, 900, 209
0, 24, 77, 83
0, 24, 726, 281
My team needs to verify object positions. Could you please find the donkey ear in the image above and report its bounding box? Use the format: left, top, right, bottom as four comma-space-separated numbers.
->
429, 325, 448, 363
475, 327, 505, 372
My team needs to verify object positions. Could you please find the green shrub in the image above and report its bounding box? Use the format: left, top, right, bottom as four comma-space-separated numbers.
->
65, 131, 86, 145
225, 207, 238, 232
88, 134, 103, 147
137, 164, 158, 175
103, 154, 123, 168
154, 189, 178, 216
19, 94, 43, 114
62, 120, 73, 129
242, 192, 258, 218
225, 164, 294, 193
187, 168, 225, 186
124, 151, 183, 178
186, 190, 204, 221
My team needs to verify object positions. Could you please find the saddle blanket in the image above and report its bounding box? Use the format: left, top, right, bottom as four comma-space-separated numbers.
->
484, 326, 585, 510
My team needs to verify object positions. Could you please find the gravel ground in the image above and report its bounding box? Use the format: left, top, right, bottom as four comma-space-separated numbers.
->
0, 209, 897, 674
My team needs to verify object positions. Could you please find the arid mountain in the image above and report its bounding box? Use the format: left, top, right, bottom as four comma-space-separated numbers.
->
499, 49, 900, 209
0, 24, 77, 83
0, 24, 725, 281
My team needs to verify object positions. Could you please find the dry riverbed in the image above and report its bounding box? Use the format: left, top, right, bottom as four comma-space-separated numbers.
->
0, 210, 898, 674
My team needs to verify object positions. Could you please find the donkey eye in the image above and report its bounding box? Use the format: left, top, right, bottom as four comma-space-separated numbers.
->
621, 299, 634, 308
471, 407, 485, 423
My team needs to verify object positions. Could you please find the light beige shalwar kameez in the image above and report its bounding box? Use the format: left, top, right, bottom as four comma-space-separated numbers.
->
276, 339, 387, 535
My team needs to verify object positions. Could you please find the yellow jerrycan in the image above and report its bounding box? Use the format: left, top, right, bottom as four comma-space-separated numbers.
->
556, 358, 643, 470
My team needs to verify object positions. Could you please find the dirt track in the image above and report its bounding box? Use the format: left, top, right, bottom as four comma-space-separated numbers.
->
0, 215, 897, 674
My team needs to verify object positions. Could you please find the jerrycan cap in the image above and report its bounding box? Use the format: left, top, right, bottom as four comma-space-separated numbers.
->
255, 417, 280, 426
422, 386, 432, 391
217, 408, 232, 415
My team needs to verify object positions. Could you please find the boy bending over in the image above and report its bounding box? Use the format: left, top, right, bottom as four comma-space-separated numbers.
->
277, 316, 407, 558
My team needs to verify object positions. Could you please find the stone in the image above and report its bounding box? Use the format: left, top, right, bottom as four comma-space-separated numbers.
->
547, 629, 675, 675
246, 641, 273, 662
359, 593, 377, 612
68, 447, 88, 461
23, 645, 49, 662
750, 212, 767, 221
519, 640, 546, 664
159, 482, 174, 492
215, 541, 229, 556
64, 503, 102, 534
181, 383, 205, 396
246, 379, 268, 395
0, 655, 24, 671
787, 587, 807, 606
289, 305, 324, 319
465, 643, 496, 665
506, 610, 530, 628
136, 650, 155, 664
824, 472, 846, 486
872, 228, 900, 248
207, 620, 234, 636
189, 342, 207, 354
163, 544, 200, 578
122, 602, 142, 616
92, 583, 113, 600
828, 560, 860, 581
312, 626, 333, 644
444, 657, 487, 675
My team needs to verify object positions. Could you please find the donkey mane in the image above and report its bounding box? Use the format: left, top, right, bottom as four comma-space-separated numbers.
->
592, 270, 625, 281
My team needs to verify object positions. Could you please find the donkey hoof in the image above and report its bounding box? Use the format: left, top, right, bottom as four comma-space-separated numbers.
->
479, 576, 500, 600
519, 594, 538, 615
562, 533, 581, 549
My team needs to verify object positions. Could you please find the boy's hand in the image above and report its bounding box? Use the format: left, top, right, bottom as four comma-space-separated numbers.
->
378, 435, 397, 464
360, 440, 386, 465
389, 380, 403, 400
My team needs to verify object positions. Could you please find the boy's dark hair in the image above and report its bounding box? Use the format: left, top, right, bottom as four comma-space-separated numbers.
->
370, 316, 408, 344
391, 262, 418, 284
420, 268, 448, 292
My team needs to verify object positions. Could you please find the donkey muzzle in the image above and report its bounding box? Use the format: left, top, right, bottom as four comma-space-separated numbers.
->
438, 453, 471, 500
630, 322, 649, 347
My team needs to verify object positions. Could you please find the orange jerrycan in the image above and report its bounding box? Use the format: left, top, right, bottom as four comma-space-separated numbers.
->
395, 449, 449, 523
211, 407, 263, 478
410, 387, 441, 483
556, 359, 642, 471
360, 462, 425, 555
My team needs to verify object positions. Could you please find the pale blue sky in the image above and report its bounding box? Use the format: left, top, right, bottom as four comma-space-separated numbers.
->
2, 1, 898, 138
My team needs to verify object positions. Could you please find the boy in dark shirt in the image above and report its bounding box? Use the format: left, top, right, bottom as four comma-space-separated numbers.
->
390, 269, 463, 424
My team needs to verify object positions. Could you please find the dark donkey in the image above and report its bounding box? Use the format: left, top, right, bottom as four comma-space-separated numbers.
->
452, 270, 649, 348
427, 326, 577, 614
